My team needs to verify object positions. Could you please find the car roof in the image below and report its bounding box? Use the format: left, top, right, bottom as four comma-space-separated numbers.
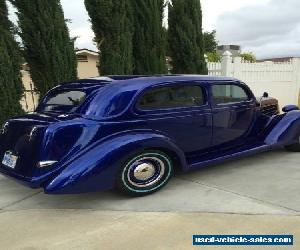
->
43, 75, 243, 119
58, 75, 240, 92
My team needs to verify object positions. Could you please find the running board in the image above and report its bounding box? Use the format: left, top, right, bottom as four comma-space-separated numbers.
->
187, 144, 273, 170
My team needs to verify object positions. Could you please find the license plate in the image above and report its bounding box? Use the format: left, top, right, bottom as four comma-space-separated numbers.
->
2, 151, 18, 169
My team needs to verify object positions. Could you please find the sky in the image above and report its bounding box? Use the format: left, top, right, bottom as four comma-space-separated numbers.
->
8, 0, 300, 59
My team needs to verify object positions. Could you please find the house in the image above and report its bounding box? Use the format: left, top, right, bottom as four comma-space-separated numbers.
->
75, 49, 99, 78
21, 49, 99, 111
256, 57, 300, 63
217, 45, 241, 57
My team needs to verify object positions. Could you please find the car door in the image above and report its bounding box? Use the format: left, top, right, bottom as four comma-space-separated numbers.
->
211, 82, 256, 147
135, 82, 212, 153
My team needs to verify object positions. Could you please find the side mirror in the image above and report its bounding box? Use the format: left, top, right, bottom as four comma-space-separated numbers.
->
282, 105, 299, 113
263, 92, 269, 98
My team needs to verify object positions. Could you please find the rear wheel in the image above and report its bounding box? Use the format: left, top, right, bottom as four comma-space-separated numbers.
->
285, 136, 300, 152
117, 150, 173, 196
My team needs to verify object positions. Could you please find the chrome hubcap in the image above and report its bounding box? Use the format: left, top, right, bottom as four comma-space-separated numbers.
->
133, 163, 156, 181
127, 156, 166, 188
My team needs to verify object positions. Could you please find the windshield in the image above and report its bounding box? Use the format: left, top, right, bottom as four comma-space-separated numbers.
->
39, 90, 87, 113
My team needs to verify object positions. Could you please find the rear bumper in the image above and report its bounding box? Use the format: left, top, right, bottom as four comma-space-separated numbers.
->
0, 167, 40, 188
0, 165, 56, 189
0, 163, 115, 194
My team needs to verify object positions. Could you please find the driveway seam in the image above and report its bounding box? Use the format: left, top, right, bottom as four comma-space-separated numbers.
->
176, 177, 300, 213
0, 208, 299, 217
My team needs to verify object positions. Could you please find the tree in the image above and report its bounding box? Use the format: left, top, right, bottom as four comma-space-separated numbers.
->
240, 52, 256, 62
85, 0, 134, 75
0, 0, 24, 124
11, 0, 77, 97
132, 0, 167, 74
206, 52, 221, 62
203, 30, 218, 54
168, 0, 207, 74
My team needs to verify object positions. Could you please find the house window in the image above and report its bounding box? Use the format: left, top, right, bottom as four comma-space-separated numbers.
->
229, 45, 240, 50
77, 55, 88, 62
22, 64, 30, 71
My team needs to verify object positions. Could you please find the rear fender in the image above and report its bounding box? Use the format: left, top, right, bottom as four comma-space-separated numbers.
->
44, 131, 186, 194
264, 111, 300, 146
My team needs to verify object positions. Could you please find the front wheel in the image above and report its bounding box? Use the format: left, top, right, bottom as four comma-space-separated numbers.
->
116, 150, 173, 196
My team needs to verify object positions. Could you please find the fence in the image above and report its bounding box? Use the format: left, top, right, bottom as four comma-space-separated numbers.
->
20, 70, 39, 112
208, 51, 300, 109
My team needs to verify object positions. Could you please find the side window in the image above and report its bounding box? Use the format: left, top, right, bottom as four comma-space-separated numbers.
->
137, 85, 204, 110
212, 84, 250, 104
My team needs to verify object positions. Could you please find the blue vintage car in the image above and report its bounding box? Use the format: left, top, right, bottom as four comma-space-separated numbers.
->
0, 75, 299, 196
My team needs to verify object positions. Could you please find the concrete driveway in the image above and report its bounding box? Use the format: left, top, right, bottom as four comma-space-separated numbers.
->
0, 149, 299, 249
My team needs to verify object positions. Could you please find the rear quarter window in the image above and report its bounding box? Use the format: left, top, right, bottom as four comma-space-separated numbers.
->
137, 85, 205, 110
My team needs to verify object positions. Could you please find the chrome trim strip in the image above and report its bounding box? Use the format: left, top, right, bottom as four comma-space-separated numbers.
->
37, 161, 58, 168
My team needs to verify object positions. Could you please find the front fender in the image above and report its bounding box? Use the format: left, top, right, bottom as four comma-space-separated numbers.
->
44, 131, 186, 194
264, 110, 300, 146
